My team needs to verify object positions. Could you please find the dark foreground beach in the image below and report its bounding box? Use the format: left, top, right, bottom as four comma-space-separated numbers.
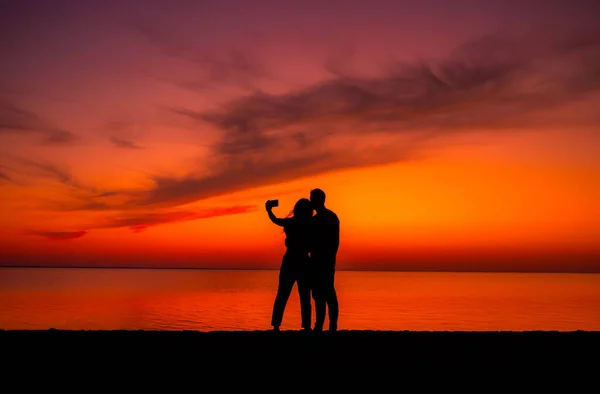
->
2, 330, 598, 387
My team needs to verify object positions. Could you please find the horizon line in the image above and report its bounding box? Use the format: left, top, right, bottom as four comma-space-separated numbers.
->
0, 265, 598, 274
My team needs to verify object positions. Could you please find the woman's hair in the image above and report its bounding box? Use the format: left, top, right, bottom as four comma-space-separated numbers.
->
286, 198, 313, 221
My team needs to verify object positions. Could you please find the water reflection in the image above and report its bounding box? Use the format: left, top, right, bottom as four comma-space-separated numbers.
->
1, 268, 598, 331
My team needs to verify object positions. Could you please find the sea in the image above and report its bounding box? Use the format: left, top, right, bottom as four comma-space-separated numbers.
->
0, 268, 598, 331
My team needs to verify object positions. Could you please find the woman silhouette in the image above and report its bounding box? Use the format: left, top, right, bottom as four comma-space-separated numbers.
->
266, 198, 313, 331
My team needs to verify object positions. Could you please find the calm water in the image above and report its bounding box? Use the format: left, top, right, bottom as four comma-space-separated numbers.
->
0, 268, 598, 331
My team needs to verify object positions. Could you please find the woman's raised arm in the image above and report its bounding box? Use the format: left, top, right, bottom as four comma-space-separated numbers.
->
266, 203, 287, 227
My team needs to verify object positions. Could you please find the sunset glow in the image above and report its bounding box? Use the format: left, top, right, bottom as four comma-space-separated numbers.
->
1, 0, 599, 272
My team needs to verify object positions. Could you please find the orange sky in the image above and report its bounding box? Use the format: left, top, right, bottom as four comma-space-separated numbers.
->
1, 1, 599, 272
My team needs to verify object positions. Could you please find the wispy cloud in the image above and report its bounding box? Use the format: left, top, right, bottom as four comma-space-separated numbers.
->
98, 205, 257, 232
195, 27, 600, 138
0, 164, 23, 186
109, 136, 143, 149
0, 171, 12, 182
10, 156, 94, 192
131, 22, 272, 92
0, 154, 122, 212
27, 230, 88, 241
0, 100, 78, 144
25, 205, 256, 240
5, 151, 259, 234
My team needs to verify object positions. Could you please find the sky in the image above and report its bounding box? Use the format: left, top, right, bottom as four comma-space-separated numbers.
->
1, 0, 599, 272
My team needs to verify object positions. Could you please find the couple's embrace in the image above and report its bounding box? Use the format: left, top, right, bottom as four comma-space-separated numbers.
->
266, 188, 340, 332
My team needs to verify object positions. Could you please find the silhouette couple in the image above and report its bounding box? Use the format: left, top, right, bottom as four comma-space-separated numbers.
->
266, 188, 340, 332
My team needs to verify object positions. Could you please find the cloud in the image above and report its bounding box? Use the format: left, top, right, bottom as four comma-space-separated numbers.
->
24, 205, 255, 240
324, 41, 357, 77
129, 146, 413, 208
110, 136, 143, 149
7, 26, 600, 218
0, 100, 77, 144
7, 122, 260, 225
0, 154, 124, 211
9, 156, 93, 192
0, 171, 12, 182
126, 26, 600, 208
98, 205, 257, 232
28, 230, 88, 241
0, 164, 24, 186
131, 22, 272, 92
0, 164, 15, 183
194, 27, 600, 138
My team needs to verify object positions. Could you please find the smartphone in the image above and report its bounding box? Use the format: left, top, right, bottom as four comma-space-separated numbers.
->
268, 199, 279, 207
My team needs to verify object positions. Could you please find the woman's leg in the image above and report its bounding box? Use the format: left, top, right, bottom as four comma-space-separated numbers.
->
297, 272, 312, 330
271, 268, 295, 329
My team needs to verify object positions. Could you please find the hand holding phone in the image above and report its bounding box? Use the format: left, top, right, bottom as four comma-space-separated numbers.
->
266, 199, 279, 209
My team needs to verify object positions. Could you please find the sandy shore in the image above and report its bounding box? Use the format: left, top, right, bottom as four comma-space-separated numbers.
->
2, 330, 597, 386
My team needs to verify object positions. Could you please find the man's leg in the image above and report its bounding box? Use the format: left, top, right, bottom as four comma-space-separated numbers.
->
271, 269, 295, 329
311, 275, 326, 331
325, 271, 339, 331
327, 288, 339, 331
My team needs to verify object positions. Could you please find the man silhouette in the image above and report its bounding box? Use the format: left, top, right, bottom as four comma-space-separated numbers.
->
309, 188, 340, 332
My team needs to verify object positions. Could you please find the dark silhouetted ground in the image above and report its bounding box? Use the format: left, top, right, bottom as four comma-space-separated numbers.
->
1, 330, 597, 388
